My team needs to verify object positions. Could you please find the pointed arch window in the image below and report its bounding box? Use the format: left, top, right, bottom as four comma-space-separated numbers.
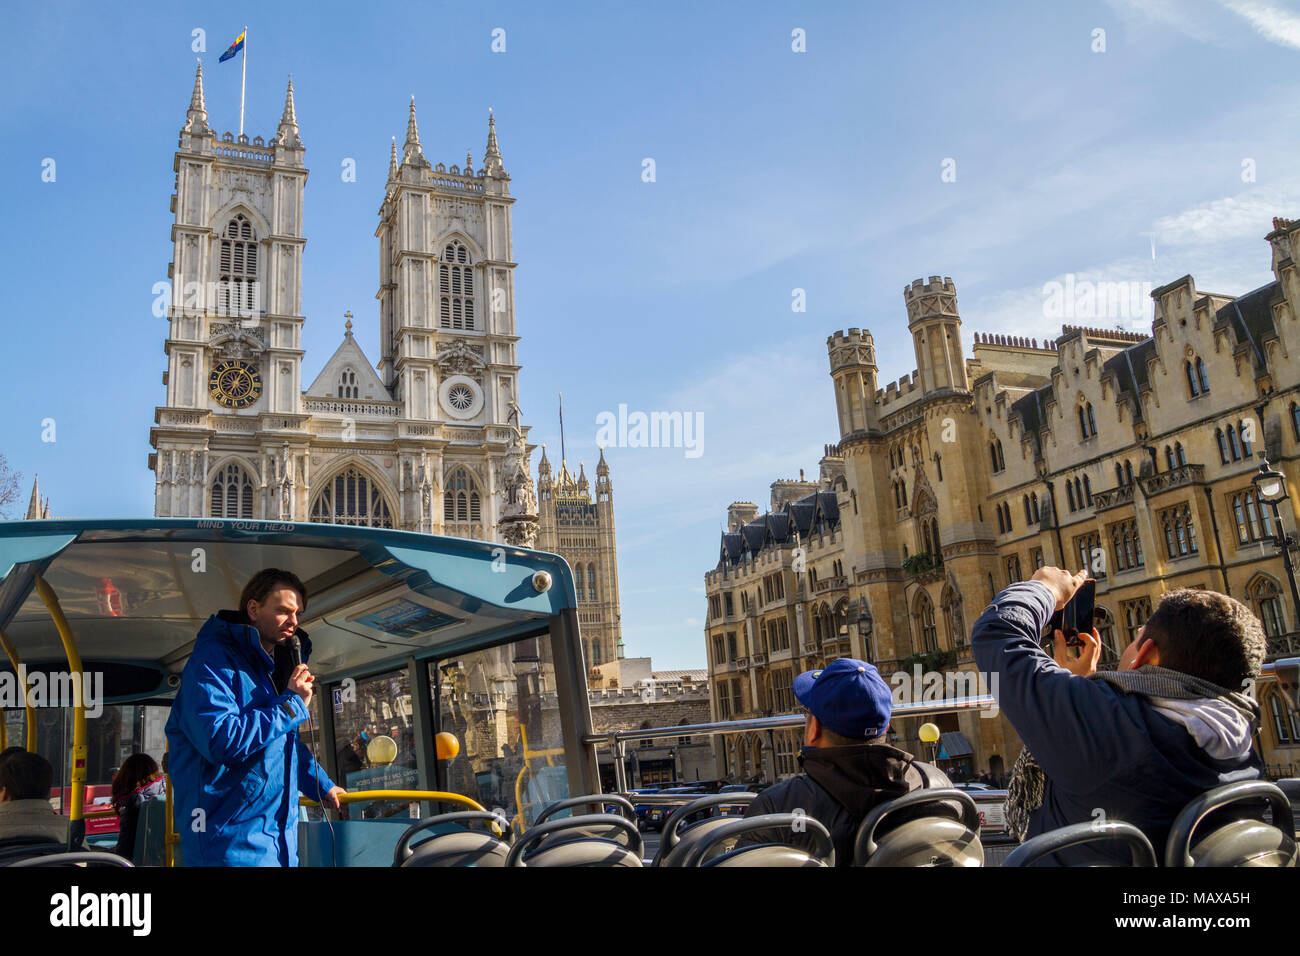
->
1269, 693, 1295, 744
1216, 428, 1229, 464
1067, 482, 1077, 512
210, 462, 254, 519
442, 467, 482, 532
575, 565, 585, 600
914, 592, 938, 654
1239, 419, 1253, 457
310, 466, 394, 528
218, 215, 259, 317
1079, 403, 1097, 439
1023, 495, 1032, 525
1174, 443, 1186, 467
1247, 576, 1287, 640
337, 367, 358, 399
587, 563, 597, 602
1196, 357, 1209, 393
1164, 446, 1175, 471
1226, 425, 1242, 461
439, 242, 475, 331
1031, 492, 1040, 523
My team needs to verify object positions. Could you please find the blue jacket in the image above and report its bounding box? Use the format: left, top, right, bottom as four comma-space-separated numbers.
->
972, 582, 1260, 866
165, 611, 336, 866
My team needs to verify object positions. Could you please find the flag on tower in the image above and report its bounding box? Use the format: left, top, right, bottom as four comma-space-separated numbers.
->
218, 30, 246, 63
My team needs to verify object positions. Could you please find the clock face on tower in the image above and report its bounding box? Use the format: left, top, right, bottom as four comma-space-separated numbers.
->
208, 360, 263, 409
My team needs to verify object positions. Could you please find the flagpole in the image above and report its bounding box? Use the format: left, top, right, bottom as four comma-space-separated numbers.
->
239, 26, 248, 137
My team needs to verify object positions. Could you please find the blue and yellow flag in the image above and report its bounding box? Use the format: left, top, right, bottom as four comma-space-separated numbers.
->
218, 31, 246, 63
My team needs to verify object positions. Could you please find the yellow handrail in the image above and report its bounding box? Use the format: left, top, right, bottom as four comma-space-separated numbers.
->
33, 575, 86, 843
299, 789, 486, 812
0, 626, 36, 751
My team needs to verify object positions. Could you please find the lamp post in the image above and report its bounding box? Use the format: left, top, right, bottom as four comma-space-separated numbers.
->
919, 721, 941, 766
1252, 460, 1300, 646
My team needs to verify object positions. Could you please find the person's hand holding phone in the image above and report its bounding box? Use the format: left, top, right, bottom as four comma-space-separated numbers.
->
1030, 566, 1088, 611
1053, 627, 1102, 676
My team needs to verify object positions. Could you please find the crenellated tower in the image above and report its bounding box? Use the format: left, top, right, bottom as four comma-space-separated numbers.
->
904, 276, 968, 395
827, 328, 878, 437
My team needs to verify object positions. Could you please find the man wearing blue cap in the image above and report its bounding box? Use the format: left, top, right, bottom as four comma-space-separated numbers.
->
735, 658, 950, 865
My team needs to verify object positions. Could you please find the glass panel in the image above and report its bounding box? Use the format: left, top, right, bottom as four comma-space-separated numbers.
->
434, 633, 567, 835
331, 667, 419, 819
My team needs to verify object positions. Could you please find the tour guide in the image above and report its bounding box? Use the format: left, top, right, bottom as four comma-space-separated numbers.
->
165, 569, 345, 866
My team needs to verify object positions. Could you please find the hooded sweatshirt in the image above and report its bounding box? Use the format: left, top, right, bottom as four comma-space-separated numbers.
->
973, 581, 1262, 866
736, 744, 949, 866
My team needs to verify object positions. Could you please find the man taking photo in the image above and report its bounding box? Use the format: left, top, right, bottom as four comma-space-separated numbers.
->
165, 568, 345, 866
972, 567, 1264, 865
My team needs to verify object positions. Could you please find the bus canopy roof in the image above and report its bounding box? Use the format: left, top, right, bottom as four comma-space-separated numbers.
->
0, 518, 578, 701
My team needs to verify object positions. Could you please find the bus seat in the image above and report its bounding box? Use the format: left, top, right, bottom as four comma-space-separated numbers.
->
677, 814, 833, 867
134, 798, 174, 866
853, 788, 984, 867
654, 792, 757, 867
1004, 821, 1156, 867
393, 812, 509, 868
1165, 780, 1296, 868
298, 818, 414, 867
506, 813, 643, 867
0, 835, 69, 866
533, 794, 638, 849
8, 850, 132, 867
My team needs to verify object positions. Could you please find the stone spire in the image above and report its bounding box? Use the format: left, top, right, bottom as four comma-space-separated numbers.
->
465, 147, 473, 173
25, 476, 40, 520
388, 136, 399, 180
403, 97, 428, 167
183, 61, 208, 134
596, 446, 609, 477
538, 443, 551, 475
483, 108, 505, 177
577, 462, 589, 494
276, 75, 301, 147
41, 497, 50, 519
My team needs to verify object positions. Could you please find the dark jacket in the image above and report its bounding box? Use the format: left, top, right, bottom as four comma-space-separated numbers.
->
972, 581, 1261, 866
164, 610, 336, 866
736, 743, 949, 865
113, 776, 167, 860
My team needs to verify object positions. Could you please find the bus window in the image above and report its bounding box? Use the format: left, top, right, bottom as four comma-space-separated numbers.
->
330, 667, 418, 819
434, 632, 569, 834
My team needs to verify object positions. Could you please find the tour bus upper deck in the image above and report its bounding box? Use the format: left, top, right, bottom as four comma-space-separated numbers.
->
0, 517, 603, 857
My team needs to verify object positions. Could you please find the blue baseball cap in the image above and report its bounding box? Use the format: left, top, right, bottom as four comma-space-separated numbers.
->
793, 658, 892, 741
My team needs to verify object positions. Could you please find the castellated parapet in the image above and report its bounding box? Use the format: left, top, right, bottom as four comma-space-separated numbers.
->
827, 328, 875, 373
903, 276, 957, 323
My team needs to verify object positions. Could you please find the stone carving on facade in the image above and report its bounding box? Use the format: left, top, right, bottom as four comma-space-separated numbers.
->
433, 338, 487, 383
210, 324, 266, 362
497, 404, 538, 548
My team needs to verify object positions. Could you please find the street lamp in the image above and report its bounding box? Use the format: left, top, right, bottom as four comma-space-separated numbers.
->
919, 722, 941, 765
1252, 460, 1300, 644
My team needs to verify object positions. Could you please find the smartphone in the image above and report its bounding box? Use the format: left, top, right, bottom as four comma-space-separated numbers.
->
1047, 579, 1096, 648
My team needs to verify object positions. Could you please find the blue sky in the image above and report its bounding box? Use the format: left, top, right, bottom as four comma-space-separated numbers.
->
2, 0, 1299, 669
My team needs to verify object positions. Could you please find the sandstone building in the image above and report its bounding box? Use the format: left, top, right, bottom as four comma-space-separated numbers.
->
706, 220, 1300, 783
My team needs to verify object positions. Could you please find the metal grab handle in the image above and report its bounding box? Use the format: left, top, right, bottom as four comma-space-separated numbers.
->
536, 793, 637, 824
677, 813, 833, 868
854, 788, 980, 864
1164, 780, 1296, 868
393, 812, 509, 865
1004, 821, 1156, 867
660, 793, 757, 857
9, 851, 133, 868
505, 813, 643, 867
300, 790, 486, 812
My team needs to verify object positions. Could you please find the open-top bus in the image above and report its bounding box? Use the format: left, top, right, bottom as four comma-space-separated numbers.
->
0, 517, 1294, 867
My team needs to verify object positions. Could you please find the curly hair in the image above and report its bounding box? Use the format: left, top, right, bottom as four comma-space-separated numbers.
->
1140, 588, 1266, 689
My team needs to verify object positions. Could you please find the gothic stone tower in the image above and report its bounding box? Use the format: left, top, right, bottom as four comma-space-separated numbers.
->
537, 447, 622, 667
150, 65, 308, 519
150, 67, 535, 543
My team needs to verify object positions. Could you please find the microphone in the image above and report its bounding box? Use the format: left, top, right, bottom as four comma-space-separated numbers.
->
288, 633, 303, 669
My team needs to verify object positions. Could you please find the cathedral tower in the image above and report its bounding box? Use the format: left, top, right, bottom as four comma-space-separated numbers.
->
150, 67, 309, 518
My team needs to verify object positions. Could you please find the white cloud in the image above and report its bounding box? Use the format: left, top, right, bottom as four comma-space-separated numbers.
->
1220, 0, 1300, 47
